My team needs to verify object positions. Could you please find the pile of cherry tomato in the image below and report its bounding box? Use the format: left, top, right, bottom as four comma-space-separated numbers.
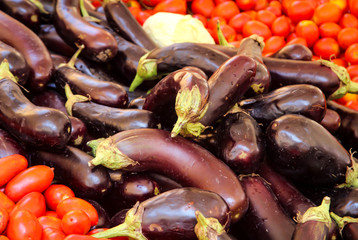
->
0, 154, 124, 240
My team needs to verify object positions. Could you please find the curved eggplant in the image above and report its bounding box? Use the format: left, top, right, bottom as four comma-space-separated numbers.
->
270, 43, 313, 61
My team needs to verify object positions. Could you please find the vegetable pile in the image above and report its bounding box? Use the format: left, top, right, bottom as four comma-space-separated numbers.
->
1, 0, 358, 239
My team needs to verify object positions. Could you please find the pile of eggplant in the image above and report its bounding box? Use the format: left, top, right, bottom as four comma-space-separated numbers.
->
2, 0, 358, 239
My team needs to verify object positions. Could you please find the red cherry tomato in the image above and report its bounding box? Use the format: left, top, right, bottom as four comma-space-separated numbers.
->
0, 154, 28, 187
286, 37, 308, 46
141, 0, 163, 7
5, 165, 54, 202
0, 191, 15, 213
330, 0, 348, 11
319, 22, 341, 39
243, 20, 272, 40
128, 6, 140, 19
56, 197, 98, 227
153, 0, 187, 14
207, 16, 227, 29
6, 209, 42, 240
255, 0, 268, 10
266, 5, 281, 17
44, 184, 75, 211
0, 207, 8, 234
11, 192, 46, 218
42, 227, 66, 240
337, 28, 358, 50
313, 2, 342, 25
345, 43, 358, 65
235, 0, 257, 11
271, 15, 291, 37
229, 12, 252, 33
313, 37, 340, 60
0, 236, 9, 240
347, 65, 358, 79
136, 11, 152, 25
340, 13, 358, 28
350, 0, 358, 18
256, 9, 276, 27
331, 58, 347, 67
211, 1, 240, 21
263, 36, 286, 55
286, 1, 314, 23
295, 20, 319, 47
45, 211, 59, 218
61, 210, 91, 235
191, 0, 215, 17
38, 215, 62, 231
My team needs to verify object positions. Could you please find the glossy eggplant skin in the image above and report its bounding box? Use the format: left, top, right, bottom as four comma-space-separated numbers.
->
54, 0, 118, 62
86, 199, 111, 229
330, 188, 358, 218
200, 55, 257, 126
232, 175, 296, 240
0, 10, 53, 91
91, 128, 248, 221
0, 40, 29, 85
320, 108, 341, 134
343, 222, 358, 240
215, 112, 264, 174
55, 66, 128, 108
266, 114, 351, 186
263, 58, 340, 96
270, 44, 313, 61
31, 146, 112, 200
72, 101, 158, 138
239, 84, 327, 126
103, 0, 157, 50
0, 128, 27, 158
0, 78, 71, 149
292, 221, 331, 240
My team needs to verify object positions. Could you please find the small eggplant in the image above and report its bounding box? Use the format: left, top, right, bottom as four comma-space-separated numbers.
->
87, 128, 248, 221
270, 43, 313, 61
239, 84, 327, 126
91, 188, 231, 240
30, 145, 112, 200
320, 108, 341, 134
0, 128, 27, 158
331, 212, 358, 240
195, 211, 233, 240
266, 114, 352, 186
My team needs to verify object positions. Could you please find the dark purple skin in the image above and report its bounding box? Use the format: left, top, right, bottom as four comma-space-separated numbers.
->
292, 221, 331, 240
0, 128, 27, 159
50, 53, 68, 69
54, 0, 118, 62
270, 43, 313, 61
215, 111, 265, 174
71, 101, 159, 138
0, 0, 41, 32
0, 40, 29, 85
199, 54, 257, 126
128, 96, 146, 109
103, 0, 157, 50
231, 175, 296, 240
86, 199, 111, 229
330, 188, 358, 218
30, 146, 112, 200
343, 223, 358, 240
320, 108, 341, 134
263, 57, 340, 96
257, 162, 315, 219
54, 66, 129, 108
110, 208, 128, 227
89, 128, 248, 221
266, 114, 352, 186
0, 10, 53, 91
239, 84, 327, 126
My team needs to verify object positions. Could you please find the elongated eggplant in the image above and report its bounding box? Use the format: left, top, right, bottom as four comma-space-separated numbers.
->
195, 211, 233, 240
129, 42, 230, 91
320, 108, 341, 134
30, 145, 112, 200
0, 60, 71, 149
0, 40, 29, 85
87, 128, 248, 221
199, 54, 257, 127
266, 114, 352, 186
331, 212, 358, 240
232, 174, 296, 240
92, 188, 231, 240
54, 0, 118, 62
103, 0, 157, 50
270, 43, 313, 61
215, 111, 264, 174
0, 128, 27, 158
239, 84, 327, 126
0, 9, 53, 91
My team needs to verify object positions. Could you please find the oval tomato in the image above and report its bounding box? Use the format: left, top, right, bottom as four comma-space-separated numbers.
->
0, 191, 15, 213
271, 15, 291, 37
229, 12, 252, 33
153, 0, 187, 14
263, 36, 286, 55
0, 207, 8, 234
207, 16, 227, 29
11, 192, 46, 218
211, 1, 240, 21
319, 22, 341, 39
235, 0, 257, 11
295, 20, 319, 47
42, 228, 66, 240
0, 236, 9, 240
0, 154, 28, 187
5, 165, 54, 202
38, 215, 62, 231
347, 65, 358, 79
313, 2, 342, 25
313, 37, 340, 59
286, 0, 314, 23
345, 43, 358, 65
266, 6, 281, 17
337, 28, 358, 50
331, 58, 347, 67
350, 0, 358, 17
44, 184, 75, 211
61, 210, 91, 235
256, 9, 276, 27
6, 209, 42, 240
191, 0, 215, 17
286, 37, 308, 46
243, 20, 272, 40
192, 14, 208, 27
340, 13, 358, 28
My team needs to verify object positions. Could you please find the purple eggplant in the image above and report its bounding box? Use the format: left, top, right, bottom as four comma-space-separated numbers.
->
86, 199, 111, 229
0, 128, 27, 158
91, 188, 231, 240
331, 212, 358, 240
330, 188, 358, 218
266, 114, 352, 186
87, 128, 248, 221
320, 108, 341, 134
270, 43, 313, 61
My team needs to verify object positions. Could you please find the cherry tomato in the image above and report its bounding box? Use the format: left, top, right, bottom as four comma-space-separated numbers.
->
295, 20, 319, 47
266, 6, 281, 17
0, 191, 15, 213
136, 11, 151, 25
349, 0, 358, 18
229, 12, 252, 33
6, 209, 42, 240
0, 236, 9, 240
331, 58, 347, 67
42, 227, 66, 240
141, 0, 163, 7
11, 192, 46, 218
0, 207, 8, 234
243, 20, 272, 40
38, 215, 62, 231
61, 210, 91, 235
212, 23, 237, 43
313, 37, 340, 60
235, 0, 257, 11
128, 6, 140, 19
347, 65, 358, 79
345, 43, 358, 65
345, 100, 358, 111
153, 0, 187, 14
192, 14, 208, 27
336, 93, 358, 105
245, 10, 257, 19
271, 15, 291, 37
207, 16, 227, 29
313, 2, 342, 25
211, 1, 240, 21
45, 211, 59, 218
56, 197, 98, 227
5, 165, 54, 202
263, 36, 286, 55
0, 154, 28, 187
255, 0, 268, 10
340, 13, 358, 28
286, 1, 314, 23
319, 22, 341, 39
337, 28, 358, 50
256, 9, 276, 27
191, 0, 215, 17
286, 37, 308, 46
44, 184, 75, 211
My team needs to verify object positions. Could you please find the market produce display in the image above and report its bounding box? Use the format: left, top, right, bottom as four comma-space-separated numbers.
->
0, 0, 358, 239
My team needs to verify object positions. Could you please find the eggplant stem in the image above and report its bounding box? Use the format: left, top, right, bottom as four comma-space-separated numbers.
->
296, 196, 332, 228
216, 21, 233, 48
64, 84, 90, 116
330, 212, 358, 233
59, 44, 85, 69
0, 59, 29, 93
194, 211, 226, 240
348, 81, 358, 94
336, 153, 358, 188
79, 0, 101, 22
28, 0, 50, 14
87, 138, 106, 156
129, 53, 157, 92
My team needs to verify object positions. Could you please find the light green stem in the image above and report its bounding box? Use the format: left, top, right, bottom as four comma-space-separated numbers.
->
28, 0, 49, 14
79, 0, 101, 22
59, 44, 85, 69
336, 154, 358, 188
129, 53, 158, 92
296, 196, 332, 228
64, 84, 90, 116
330, 212, 358, 232
194, 211, 226, 240
0, 60, 18, 83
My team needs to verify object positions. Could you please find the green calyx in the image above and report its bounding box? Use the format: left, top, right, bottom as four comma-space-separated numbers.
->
59, 44, 85, 70
91, 202, 147, 240
79, 0, 101, 22
28, 0, 49, 14
87, 136, 138, 170
0, 59, 18, 83
330, 212, 358, 232
129, 52, 158, 92
64, 84, 90, 116
171, 85, 209, 138
216, 21, 234, 48
336, 153, 358, 188
296, 196, 332, 228
194, 211, 226, 240
251, 83, 265, 94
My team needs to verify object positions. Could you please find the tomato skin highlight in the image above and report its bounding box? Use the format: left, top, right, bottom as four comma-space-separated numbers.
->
319, 22, 341, 39
243, 20, 272, 40
0, 154, 28, 187
313, 37, 340, 60
313, 2, 343, 25
295, 20, 319, 47
6, 209, 42, 240
286, 0, 315, 23
271, 15, 291, 37
337, 27, 358, 50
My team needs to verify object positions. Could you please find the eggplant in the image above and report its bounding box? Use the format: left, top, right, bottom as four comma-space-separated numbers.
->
239, 84, 327, 126
266, 114, 352, 186
195, 211, 233, 240
0, 60, 71, 149
86, 199, 111, 229
0, 40, 29, 85
103, 0, 157, 50
92, 188, 231, 240
0, 9, 53, 91
330, 188, 358, 218
320, 108, 341, 134
54, 0, 118, 62
270, 43, 313, 61
87, 128, 248, 221
215, 111, 265, 174
231, 174, 296, 240
129, 42, 230, 91
331, 212, 358, 240
50, 53, 68, 69
30, 145, 112, 200
0, 128, 27, 159
128, 96, 146, 109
